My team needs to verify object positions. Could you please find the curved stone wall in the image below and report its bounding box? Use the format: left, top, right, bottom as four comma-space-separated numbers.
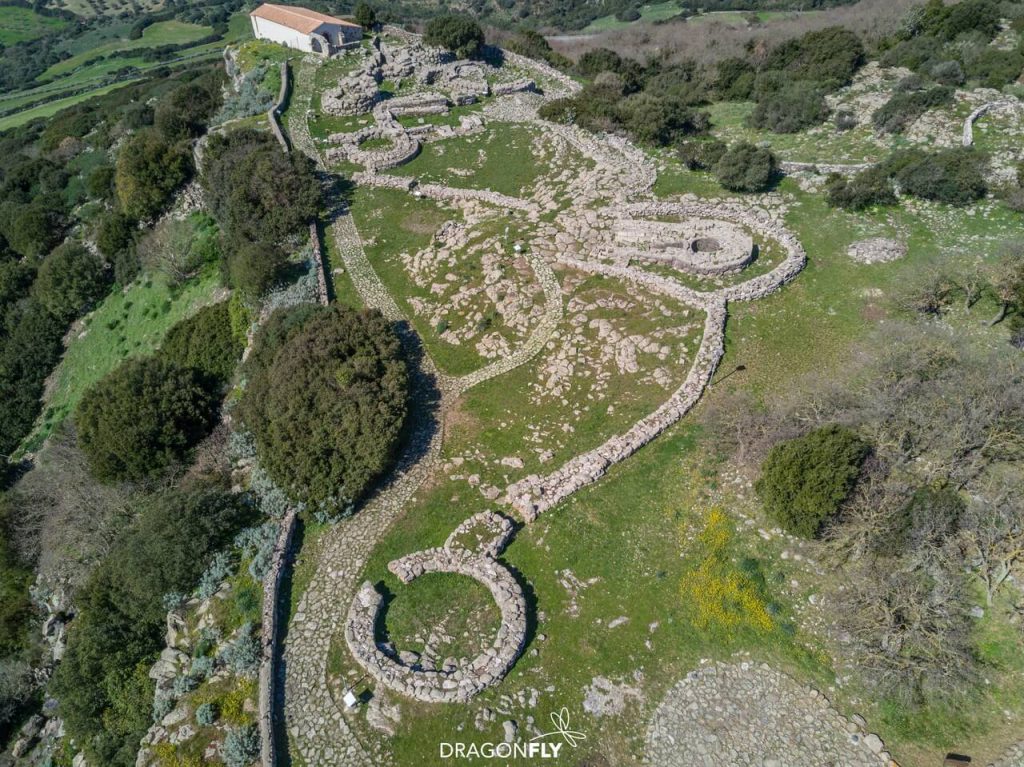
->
344, 513, 527, 704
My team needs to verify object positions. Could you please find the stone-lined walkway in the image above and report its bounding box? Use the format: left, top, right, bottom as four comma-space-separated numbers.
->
645, 663, 894, 767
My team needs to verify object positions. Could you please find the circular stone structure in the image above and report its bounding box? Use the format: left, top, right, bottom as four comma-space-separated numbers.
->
645, 663, 891, 767
847, 237, 907, 264
611, 217, 755, 275
345, 512, 527, 703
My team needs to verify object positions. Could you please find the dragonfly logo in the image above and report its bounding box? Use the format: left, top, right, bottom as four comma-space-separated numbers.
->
439, 708, 586, 760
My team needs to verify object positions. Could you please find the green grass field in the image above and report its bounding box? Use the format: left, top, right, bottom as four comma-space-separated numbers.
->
0, 81, 134, 131
583, 1, 685, 32
0, 5, 67, 44
18, 268, 222, 456
40, 19, 213, 80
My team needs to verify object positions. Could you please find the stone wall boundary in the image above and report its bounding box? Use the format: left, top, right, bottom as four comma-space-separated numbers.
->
259, 508, 298, 767
267, 60, 291, 152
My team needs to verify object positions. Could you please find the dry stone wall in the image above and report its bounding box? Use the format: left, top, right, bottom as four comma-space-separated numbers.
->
344, 512, 526, 703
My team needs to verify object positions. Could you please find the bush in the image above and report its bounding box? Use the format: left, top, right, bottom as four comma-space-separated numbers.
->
833, 109, 857, 132
224, 240, 290, 298
154, 82, 220, 141
222, 724, 260, 767
715, 57, 756, 100
872, 86, 953, 134
930, 59, 965, 85
886, 147, 987, 206
755, 424, 869, 538
239, 305, 408, 512
160, 301, 244, 384
76, 357, 219, 482
201, 129, 319, 249
763, 26, 865, 85
824, 166, 897, 210
714, 142, 777, 193
52, 486, 251, 766
678, 138, 727, 171
32, 242, 110, 322
617, 93, 708, 146
195, 702, 218, 726
0, 496, 31, 658
114, 129, 192, 221
750, 83, 829, 133
423, 14, 484, 59
354, 1, 376, 28
615, 7, 641, 21
219, 622, 260, 677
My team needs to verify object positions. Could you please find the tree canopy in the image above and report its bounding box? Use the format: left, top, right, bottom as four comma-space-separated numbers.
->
423, 14, 485, 59
239, 305, 408, 512
76, 357, 219, 482
114, 129, 192, 221
755, 424, 869, 538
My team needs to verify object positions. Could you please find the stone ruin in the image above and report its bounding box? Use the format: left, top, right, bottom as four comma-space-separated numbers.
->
610, 217, 756, 275
345, 511, 527, 703
846, 237, 907, 264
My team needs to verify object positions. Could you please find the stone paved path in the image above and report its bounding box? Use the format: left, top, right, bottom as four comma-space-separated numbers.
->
645, 663, 893, 767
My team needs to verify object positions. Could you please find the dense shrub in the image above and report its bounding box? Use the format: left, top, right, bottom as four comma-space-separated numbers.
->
154, 81, 221, 141
749, 83, 829, 133
678, 138, 727, 170
240, 305, 408, 512
76, 357, 219, 482
32, 242, 109, 322
354, 1, 376, 28
506, 29, 570, 68
872, 86, 953, 134
714, 57, 756, 100
824, 166, 897, 210
755, 424, 869, 538
160, 301, 245, 384
886, 148, 987, 206
222, 724, 260, 767
0, 300, 67, 457
930, 59, 965, 86
114, 129, 192, 221
714, 142, 777, 192
0, 199, 67, 259
201, 129, 319, 249
617, 93, 708, 145
52, 487, 251, 767
423, 14, 484, 58
0, 495, 31, 658
763, 26, 865, 85
224, 240, 290, 298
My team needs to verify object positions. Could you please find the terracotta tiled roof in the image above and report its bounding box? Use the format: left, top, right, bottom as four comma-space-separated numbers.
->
249, 3, 359, 33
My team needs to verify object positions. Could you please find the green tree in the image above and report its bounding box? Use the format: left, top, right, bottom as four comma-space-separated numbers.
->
75, 357, 218, 482
160, 301, 244, 384
223, 241, 289, 298
240, 305, 408, 511
201, 129, 319, 248
32, 242, 110, 322
423, 14, 485, 59
52, 486, 251, 767
713, 142, 777, 193
755, 424, 869, 538
354, 0, 376, 29
114, 129, 192, 221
